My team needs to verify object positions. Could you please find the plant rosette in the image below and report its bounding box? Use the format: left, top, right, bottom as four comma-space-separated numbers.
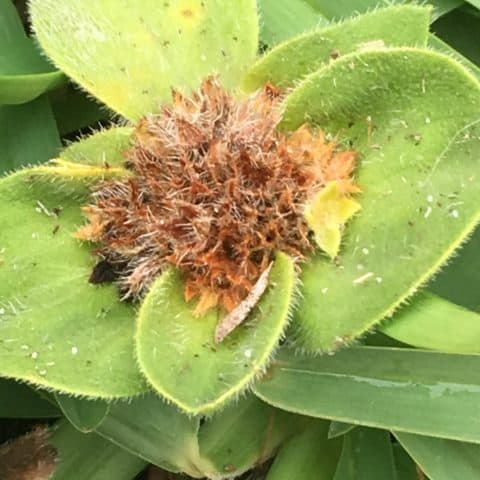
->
0, 2, 479, 475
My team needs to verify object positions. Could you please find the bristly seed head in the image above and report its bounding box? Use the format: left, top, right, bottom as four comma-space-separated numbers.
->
76, 77, 359, 315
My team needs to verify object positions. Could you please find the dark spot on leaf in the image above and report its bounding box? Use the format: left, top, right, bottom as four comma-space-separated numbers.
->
181, 9, 193, 17
52, 225, 60, 235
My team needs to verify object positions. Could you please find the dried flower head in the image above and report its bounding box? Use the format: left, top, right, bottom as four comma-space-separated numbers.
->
76, 77, 359, 314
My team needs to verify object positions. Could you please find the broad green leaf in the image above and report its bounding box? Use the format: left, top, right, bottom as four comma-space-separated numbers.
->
136, 252, 296, 414
0, 0, 66, 105
428, 34, 480, 80
429, 226, 480, 312
0, 378, 59, 418
30, 0, 259, 120
281, 48, 480, 351
328, 421, 357, 439
60, 127, 133, 167
380, 293, 480, 353
395, 432, 480, 480
243, 5, 430, 91
266, 420, 341, 480
198, 395, 306, 478
0, 170, 147, 397
257, 0, 328, 48
95, 393, 204, 477
333, 427, 396, 479
0, 95, 61, 173
55, 394, 110, 432
253, 347, 480, 443
50, 421, 147, 480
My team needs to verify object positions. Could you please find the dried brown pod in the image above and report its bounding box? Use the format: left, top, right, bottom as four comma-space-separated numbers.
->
0, 426, 57, 480
76, 77, 358, 315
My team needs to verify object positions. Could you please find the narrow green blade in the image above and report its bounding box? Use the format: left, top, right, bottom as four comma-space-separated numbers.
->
281, 48, 480, 351
30, 0, 259, 120
395, 432, 480, 480
393, 444, 419, 480
258, 0, 328, 48
429, 226, 480, 312
198, 395, 306, 478
55, 394, 110, 433
0, 95, 61, 173
381, 293, 480, 353
328, 421, 356, 439
0, 378, 59, 418
50, 421, 146, 480
333, 427, 396, 479
95, 393, 203, 477
136, 252, 296, 414
266, 420, 341, 480
0, 0, 66, 105
306, 0, 462, 21
253, 347, 480, 443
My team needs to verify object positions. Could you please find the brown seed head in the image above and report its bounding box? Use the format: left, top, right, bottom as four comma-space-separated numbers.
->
76, 78, 358, 314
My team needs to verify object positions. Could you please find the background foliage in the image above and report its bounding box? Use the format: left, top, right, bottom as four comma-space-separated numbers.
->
0, 1, 479, 479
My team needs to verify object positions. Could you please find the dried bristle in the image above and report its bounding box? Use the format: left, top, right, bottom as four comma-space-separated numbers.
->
76, 77, 358, 314
0, 426, 57, 480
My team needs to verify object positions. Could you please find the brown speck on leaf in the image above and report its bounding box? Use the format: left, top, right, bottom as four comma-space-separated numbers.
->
330, 49, 341, 59
0, 426, 57, 480
76, 77, 358, 317
52, 225, 60, 235
181, 8, 193, 17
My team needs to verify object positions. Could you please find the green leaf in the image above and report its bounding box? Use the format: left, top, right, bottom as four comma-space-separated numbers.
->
393, 444, 419, 480
60, 127, 133, 166
281, 48, 480, 351
198, 395, 306, 478
0, 0, 26, 42
253, 347, 480, 443
0, 95, 61, 173
243, 5, 430, 91
0, 0, 66, 105
429, 226, 480, 312
265, 420, 341, 480
136, 252, 296, 414
333, 427, 396, 479
30, 0, 259, 120
328, 421, 356, 439
305, 0, 463, 22
55, 394, 110, 433
0, 170, 147, 398
50, 421, 147, 480
95, 393, 204, 477
257, 0, 328, 48
432, 5, 480, 67
428, 34, 480, 80
49, 85, 108, 136
0, 378, 59, 418
380, 293, 480, 353
395, 432, 480, 480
